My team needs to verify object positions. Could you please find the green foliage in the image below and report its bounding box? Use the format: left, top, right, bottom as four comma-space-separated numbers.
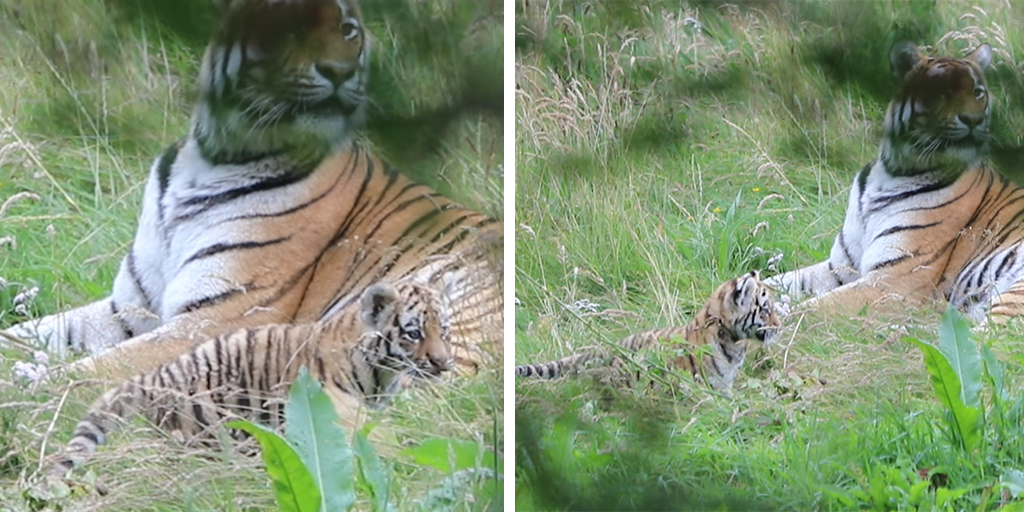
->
517, 0, 1024, 510
284, 369, 356, 512
227, 368, 348, 512
233, 369, 500, 512
227, 420, 323, 512
903, 308, 983, 453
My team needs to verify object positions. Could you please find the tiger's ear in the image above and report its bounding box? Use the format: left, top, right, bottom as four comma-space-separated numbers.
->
360, 283, 400, 331
890, 41, 922, 79
967, 43, 993, 71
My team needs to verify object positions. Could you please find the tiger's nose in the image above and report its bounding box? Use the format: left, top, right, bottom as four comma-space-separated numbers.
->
315, 62, 356, 86
959, 112, 984, 129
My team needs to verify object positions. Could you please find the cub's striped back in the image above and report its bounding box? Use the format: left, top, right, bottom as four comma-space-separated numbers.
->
53, 278, 451, 477
515, 272, 779, 397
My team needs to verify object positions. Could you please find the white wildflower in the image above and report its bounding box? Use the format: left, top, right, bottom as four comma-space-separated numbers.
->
683, 16, 703, 33
45, 224, 56, 237
13, 304, 28, 316
13, 361, 46, 383
514, 297, 521, 306
774, 295, 792, 316
33, 351, 49, 365
519, 223, 536, 236
0, 236, 14, 250
570, 299, 600, 313
13, 286, 38, 305
767, 252, 784, 272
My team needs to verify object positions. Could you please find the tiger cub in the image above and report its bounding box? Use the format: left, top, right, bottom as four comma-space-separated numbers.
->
52, 279, 451, 477
766, 42, 1024, 324
515, 271, 779, 397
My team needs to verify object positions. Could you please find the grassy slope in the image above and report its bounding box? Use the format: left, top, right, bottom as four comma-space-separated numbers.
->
0, 0, 502, 510
515, 1, 1024, 510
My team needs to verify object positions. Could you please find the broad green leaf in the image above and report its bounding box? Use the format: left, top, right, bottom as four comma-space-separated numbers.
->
227, 420, 321, 512
903, 336, 983, 453
936, 306, 982, 408
400, 437, 496, 474
285, 367, 356, 512
354, 425, 396, 512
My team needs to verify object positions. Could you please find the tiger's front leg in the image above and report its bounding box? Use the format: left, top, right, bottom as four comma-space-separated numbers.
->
3, 256, 160, 356
797, 270, 942, 317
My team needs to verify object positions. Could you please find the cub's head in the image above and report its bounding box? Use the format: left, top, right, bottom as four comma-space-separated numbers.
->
884, 42, 992, 170
709, 271, 780, 344
359, 281, 454, 378
196, 0, 369, 164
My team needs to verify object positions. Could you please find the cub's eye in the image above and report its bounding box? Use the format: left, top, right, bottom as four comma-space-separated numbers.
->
974, 85, 987, 101
403, 329, 423, 342
341, 19, 360, 41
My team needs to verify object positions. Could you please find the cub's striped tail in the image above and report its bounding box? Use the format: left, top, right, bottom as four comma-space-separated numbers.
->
514, 352, 597, 379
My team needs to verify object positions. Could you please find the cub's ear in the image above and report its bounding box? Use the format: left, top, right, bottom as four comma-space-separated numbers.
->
967, 43, 993, 71
360, 283, 400, 331
731, 273, 760, 310
890, 41, 922, 79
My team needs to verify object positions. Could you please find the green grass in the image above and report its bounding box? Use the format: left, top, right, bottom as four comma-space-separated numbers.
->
515, 1, 1024, 510
0, 0, 502, 510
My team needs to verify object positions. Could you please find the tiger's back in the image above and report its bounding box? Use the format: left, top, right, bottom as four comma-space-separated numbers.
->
515, 272, 779, 397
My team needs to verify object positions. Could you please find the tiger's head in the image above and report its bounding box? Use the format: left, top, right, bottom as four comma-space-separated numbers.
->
195, 0, 370, 165
708, 271, 780, 345
882, 42, 992, 173
359, 281, 454, 379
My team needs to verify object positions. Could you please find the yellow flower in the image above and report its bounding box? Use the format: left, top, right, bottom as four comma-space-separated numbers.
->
712, 207, 723, 213
752, 187, 761, 192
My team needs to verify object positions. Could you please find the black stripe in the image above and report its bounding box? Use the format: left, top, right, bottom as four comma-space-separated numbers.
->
183, 236, 292, 266
995, 248, 1018, 281
873, 221, 942, 241
176, 171, 309, 222
74, 428, 101, 446
327, 152, 376, 245
867, 178, 951, 214
126, 251, 153, 310
856, 161, 872, 206
870, 254, 912, 271
156, 140, 183, 225
229, 163, 347, 221
178, 284, 254, 314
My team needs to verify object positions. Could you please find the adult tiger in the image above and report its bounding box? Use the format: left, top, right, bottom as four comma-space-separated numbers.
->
515, 271, 779, 398
52, 277, 453, 477
2, 0, 502, 376
766, 42, 1024, 324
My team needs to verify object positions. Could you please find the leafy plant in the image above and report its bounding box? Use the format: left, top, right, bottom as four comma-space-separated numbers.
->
902, 307, 983, 453
228, 368, 389, 512
230, 368, 500, 512
903, 306, 1024, 507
